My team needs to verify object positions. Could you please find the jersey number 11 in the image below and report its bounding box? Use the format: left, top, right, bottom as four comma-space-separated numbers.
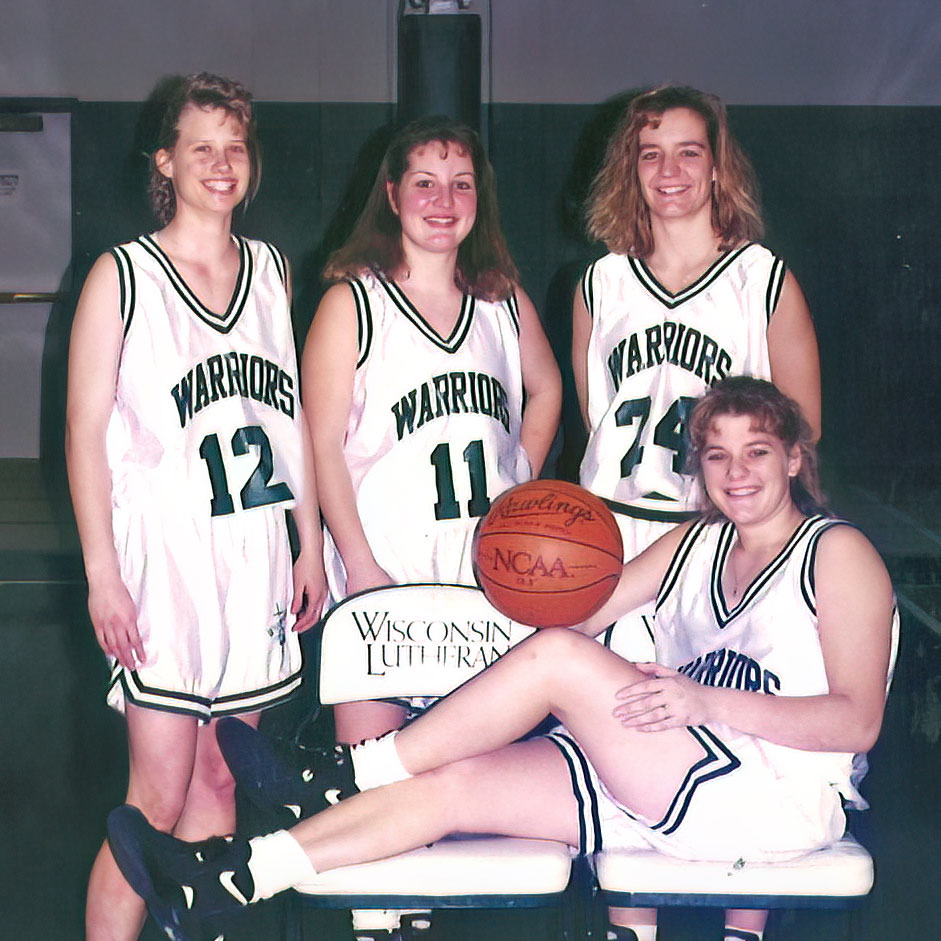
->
430, 439, 490, 520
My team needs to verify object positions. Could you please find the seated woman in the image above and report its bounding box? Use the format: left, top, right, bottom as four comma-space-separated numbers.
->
107, 377, 896, 941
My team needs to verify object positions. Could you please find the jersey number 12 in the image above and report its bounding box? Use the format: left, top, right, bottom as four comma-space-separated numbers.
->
199, 425, 293, 517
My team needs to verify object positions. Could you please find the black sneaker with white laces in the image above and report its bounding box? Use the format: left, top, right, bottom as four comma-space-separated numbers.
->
107, 804, 254, 941
216, 717, 359, 829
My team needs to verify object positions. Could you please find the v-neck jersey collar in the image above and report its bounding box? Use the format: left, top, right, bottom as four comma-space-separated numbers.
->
138, 233, 253, 334
376, 273, 475, 353
629, 243, 754, 310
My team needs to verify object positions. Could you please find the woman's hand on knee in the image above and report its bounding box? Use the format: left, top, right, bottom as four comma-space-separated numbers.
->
612, 663, 709, 731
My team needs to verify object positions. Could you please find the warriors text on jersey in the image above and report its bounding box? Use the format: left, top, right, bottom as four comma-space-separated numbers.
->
324, 272, 530, 594
550, 514, 895, 863
579, 244, 784, 522
656, 515, 864, 806
104, 234, 305, 719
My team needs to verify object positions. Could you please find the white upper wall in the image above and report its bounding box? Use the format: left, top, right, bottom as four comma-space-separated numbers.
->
2, 0, 939, 104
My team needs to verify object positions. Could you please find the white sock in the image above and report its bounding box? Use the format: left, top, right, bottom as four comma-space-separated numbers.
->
725, 930, 763, 941
351, 909, 401, 931
246, 830, 317, 901
608, 926, 657, 941
351, 731, 412, 791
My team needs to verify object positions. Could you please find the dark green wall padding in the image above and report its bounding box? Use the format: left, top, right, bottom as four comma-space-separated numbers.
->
60, 100, 941, 486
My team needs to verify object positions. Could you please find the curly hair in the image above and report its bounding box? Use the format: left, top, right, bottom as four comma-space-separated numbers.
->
586, 85, 763, 258
323, 116, 519, 301
147, 72, 261, 226
687, 376, 827, 522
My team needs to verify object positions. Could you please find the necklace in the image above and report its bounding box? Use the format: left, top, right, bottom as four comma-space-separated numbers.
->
727, 545, 761, 601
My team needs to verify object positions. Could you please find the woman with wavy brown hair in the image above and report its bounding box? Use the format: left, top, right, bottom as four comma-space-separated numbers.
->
301, 115, 560, 940
572, 85, 821, 941
67, 72, 326, 939
305, 116, 560, 711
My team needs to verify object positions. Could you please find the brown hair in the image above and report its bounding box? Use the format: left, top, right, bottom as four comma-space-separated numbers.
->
148, 72, 261, 226
687, 376, 827, 522
323, 116, 519, 301
586, 85, 763, 258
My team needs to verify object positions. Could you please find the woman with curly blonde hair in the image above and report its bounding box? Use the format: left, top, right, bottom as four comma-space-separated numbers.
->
573, 85, 821, 941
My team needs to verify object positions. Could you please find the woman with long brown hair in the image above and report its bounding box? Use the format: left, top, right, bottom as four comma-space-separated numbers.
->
300, 115, 560, 939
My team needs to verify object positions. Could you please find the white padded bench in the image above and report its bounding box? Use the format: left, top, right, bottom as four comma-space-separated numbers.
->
595, 834, 874, 911
296, 834, 573, 909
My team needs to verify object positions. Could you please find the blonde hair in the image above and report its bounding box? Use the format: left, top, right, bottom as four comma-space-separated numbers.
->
586, 85, 763, 258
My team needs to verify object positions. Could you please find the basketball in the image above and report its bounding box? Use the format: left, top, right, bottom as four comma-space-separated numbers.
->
472, 480, 623, 628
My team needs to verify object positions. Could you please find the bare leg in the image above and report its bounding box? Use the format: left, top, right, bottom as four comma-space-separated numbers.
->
86, 706, 198, 941
174, 712, 260, 841
334, 700, 408, 745
609, 907, 658, 934
283, 630, 706, 877
87, 708, 260, 939
290, 738, 579, 873
394, 628, 703, 821
726, 908, 768, 934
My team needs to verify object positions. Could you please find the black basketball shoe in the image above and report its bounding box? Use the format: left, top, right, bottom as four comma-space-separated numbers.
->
107, 804, 253, 941
216, 717, 359, 829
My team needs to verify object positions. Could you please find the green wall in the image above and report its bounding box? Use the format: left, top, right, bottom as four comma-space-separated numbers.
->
58, 99, 941, 488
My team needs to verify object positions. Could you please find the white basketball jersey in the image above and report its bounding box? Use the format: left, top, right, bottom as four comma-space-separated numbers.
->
326, 272, 530, 589
107, 234, 304, 518
655, 515, 864, 805
103, 234, 306, 716
579, 244, 783, 522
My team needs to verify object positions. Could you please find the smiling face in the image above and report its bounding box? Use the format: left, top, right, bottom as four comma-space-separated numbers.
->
699, 413, 801, 527
386, 141, 478, 261
155, 104, 251, 218
636, 106, 715, 224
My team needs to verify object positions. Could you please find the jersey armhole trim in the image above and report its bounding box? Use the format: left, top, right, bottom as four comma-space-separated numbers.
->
656, 518, 707, 610
505, 291, 521, 335
765, 256, 787, 323
110, 245, 136, 337
800, 518, 850, 614
348, 277, 372, 368
581, 261, 596, 317
263, 241, 289, 287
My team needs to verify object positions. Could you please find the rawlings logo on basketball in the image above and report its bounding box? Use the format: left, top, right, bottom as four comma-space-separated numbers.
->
492, 492, 596, 528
